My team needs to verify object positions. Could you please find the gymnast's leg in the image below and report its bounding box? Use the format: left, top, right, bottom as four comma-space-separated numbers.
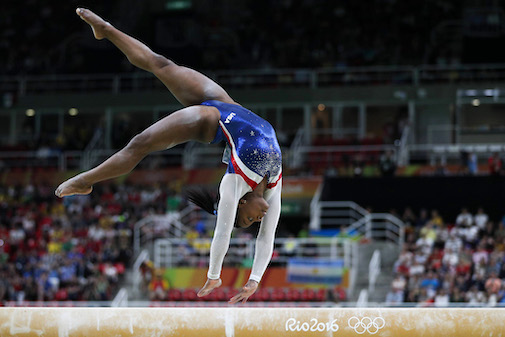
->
55, 104, 219, 197
76, 8, 235, 107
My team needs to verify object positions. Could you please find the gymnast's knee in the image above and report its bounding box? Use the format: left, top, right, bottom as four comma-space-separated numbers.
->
126, 132, 153, 157
151, 53, 176, 71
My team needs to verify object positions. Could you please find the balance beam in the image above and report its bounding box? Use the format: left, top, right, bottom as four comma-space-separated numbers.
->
0, 307, 503, 336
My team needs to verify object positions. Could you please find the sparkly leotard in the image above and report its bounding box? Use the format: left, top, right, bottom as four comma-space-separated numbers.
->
201, 100, 283, 283
202, 100, 282, 189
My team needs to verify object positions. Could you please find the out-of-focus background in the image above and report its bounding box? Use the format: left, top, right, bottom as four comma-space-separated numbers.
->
1, 0, 505, 308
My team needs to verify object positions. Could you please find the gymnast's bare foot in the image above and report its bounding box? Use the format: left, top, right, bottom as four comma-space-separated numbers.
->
76, 8, 111, 40
197, 278, 222, 297
55, 175, 93, 198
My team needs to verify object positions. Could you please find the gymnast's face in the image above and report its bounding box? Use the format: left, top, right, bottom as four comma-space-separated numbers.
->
237, 194, 269, 228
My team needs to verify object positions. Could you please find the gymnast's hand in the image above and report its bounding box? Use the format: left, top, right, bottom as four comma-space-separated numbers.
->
197, 278, 222, 297
229, 280, 258, 304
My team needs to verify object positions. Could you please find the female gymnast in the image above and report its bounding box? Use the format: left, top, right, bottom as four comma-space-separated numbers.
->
55, 8, 282, 304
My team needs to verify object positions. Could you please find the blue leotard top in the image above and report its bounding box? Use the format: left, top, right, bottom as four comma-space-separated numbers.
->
201, 100, 282, 190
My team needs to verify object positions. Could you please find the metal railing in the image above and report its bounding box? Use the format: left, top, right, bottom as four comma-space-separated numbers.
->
5, 64, 505, 96
408, 143, 505, 166
345, 213, 405, 247
330, 236, 360, 296
2, 140, 505, 173
133, 213, 188, 258
0, 150, 83, 170
182, 142, 225, 169
132, 249, 150, 299
356, 289, 368, 307
81, 128, 105, 170
368, 250, 381, 294
310, 200, 370, 231
154, 236, 356, 269
288, 128, 306, 168
111, 288, 128, 307
397, 125, 410, 167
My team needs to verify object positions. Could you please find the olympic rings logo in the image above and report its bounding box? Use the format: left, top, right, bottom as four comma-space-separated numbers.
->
347, 316, 385, 334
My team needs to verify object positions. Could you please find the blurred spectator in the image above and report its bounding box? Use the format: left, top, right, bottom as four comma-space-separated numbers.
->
467, 152, 478, 175
434, 289, 449, 307
474, 208, 489, 231
420, 271, 440, 298
456, 208, 473, 227
466, 285, 486, 306
487, 152, 503, 176
385, 286, 404, 305
148, 271, 170, 301
485, 272, 502, 296
378, 150, 396, 177
428, 210, 444, 228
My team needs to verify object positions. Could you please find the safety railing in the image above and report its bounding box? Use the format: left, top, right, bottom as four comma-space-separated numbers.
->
4, 64, 505, 96
397, 125, 410, 167
182, 142, 225, 169
0, 150, 83, 170
133, 213, 188, 258
330, 236, 359, 296
345, 213, 405, 247
2, 141, 505, 172
288, 128, 305, 168
356, 289, 369, 307
80, 128, 105, 170
408, 143, 505, 166
310, 201, 370, 231
154, 237, 355, 269
368, 250, 381, 294
132, 249, 150, 299
111, 288, 128, 307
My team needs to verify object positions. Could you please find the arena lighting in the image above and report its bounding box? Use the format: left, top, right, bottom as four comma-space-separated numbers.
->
68, 108, 79, 116
317, 104, 326, 111
25, 109, 35, 117
472, 98, 481, 106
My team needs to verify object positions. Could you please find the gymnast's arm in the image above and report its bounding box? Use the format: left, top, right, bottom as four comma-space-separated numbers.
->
207, 174, 251, 279
229, 181, 282, 304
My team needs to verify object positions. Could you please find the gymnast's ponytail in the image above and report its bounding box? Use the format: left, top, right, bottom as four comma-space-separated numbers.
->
185, 187, 218, 215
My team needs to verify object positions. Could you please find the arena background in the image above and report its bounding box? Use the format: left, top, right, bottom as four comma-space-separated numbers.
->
1, 0, 505, 334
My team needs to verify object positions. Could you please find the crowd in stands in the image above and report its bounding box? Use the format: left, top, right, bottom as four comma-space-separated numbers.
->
388, 207, 505, 306
4, 176, 505, 306
0, 182, 178, 305
1, 0, 470, 77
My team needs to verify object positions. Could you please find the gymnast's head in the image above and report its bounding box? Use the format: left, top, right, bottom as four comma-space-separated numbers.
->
186, 187, 268, 228
236, 192, 269, 228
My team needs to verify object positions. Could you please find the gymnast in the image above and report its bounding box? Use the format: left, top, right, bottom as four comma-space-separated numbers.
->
55, 8, 282, 304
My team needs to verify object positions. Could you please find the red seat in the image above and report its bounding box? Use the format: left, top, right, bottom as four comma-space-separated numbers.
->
301, 288, 316, 301
315, 288, 326, 301
168, 289, 182, 301
270, 288, 286, 301
285, 288, 301, 301
181, 288, 197, 301
256, 288, 270, 301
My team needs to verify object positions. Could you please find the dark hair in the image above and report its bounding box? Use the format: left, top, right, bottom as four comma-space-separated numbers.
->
186, 187, 218, 215
186, 187, 260, 229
